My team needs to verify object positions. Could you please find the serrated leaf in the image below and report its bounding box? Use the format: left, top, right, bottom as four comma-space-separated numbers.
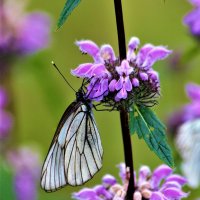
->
129, 105, 174, 167
57, 0, 81, 29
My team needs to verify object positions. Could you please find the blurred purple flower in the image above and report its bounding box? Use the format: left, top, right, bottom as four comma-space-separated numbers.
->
0, 0, 51, 75
0, 87, 12, 139
73, 164, 188, 200
71, 37, 171, 108
7, 147, 41, 200
189, 0, 200, 7
183, 0, 200, 38
168, 83, 200, 133
16, 12, 50, 55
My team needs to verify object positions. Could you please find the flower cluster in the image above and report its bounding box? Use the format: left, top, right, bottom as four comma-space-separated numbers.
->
183, 0, 200, 38
7, 147, 41, 200
0, 87, 12, 140
71, 37, 171, 110
73, 163, 188, 200
0, 0, 51, 76
168, 83, 200, 133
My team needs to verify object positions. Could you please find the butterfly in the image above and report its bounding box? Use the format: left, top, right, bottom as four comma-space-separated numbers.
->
176, 118, 200, 188
41, 63, 103, 192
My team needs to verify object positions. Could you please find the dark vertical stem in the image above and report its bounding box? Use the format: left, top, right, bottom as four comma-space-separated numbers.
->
114, 0, 126, 60
114, 0, 135, 199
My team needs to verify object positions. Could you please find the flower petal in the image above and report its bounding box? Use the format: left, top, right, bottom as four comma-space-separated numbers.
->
190, 0, 200, 6
132, 78, 139, 87
138, 165, 151, 185
73, 188, 99, 200
165, 175, 187, 186
151, 165, 173, 189
150, 192, 165, 200
133, 191, 142, 200
186, 83, 200, 102
115, 77, 124, 90
17, 13, 50, 54
100, 45, 116, 61
124, 77, 132, 92
162, 187, 188, 199
116, 60, 133, 76
136, 44, 155, 66
142, 46, 172, 69
76, 40, 99, 59
94, 185, 113, 199
90, 64, 111, 78
161, 181, 182, 189
127, 37, 140, 61
102, 174, 117, 187
71, 63, 94, 77
117, 163, 126, 182
148, 70, 159, 81
116, 86, 127, 100
128, 37, 140, 50
109, 79, 117, 92
139, 72, 148, 81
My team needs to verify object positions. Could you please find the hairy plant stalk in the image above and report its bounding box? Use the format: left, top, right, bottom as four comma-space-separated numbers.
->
114, 0, 135, 199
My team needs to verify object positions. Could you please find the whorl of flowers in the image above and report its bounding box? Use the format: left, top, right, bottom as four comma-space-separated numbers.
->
183, 0, 200, 38
71, 37, 171, 110
73, 163, 188, 200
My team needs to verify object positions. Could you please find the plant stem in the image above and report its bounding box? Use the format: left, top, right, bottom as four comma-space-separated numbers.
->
114, 0, 135, 199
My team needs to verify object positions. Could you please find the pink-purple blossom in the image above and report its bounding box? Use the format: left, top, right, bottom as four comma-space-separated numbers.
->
71, 37, 171, 108
183, 0, 200, 38
168, 83, 200, 133
0, 0, 51, 76
73, 163, 188, 200
7, 147, 41, 200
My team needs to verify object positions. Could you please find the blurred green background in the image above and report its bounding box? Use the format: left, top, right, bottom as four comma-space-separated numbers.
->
5, 0, 200, 199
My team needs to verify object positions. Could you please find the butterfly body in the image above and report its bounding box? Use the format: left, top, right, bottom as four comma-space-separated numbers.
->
41, 89, 103, 192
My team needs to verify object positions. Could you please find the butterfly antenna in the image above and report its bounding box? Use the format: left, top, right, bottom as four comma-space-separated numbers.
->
51, 61, 76, 93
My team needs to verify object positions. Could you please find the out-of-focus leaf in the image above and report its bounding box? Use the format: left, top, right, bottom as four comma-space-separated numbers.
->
57, 0, 81, 29
0, 159, 15, 200
129, 105, 174, 167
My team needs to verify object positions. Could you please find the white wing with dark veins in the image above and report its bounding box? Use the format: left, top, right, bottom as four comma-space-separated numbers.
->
41, 102, 103, 192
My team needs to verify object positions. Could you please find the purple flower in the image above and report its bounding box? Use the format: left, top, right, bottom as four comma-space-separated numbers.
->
71, 37, 171, 108
16, 12, 50, 55
183, 0, 200, 38
168, 83, 200, 133
0, 0, 51, 76
0, 87, 12, 140
189, 0, 200, 7
114, 60, 133, 101
7, 147, 41, 200
72, 164, 188, 200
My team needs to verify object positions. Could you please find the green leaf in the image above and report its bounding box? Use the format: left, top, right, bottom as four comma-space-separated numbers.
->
129, 105, 174, 167
0, 159, 15, 200
57, 0, 81, 29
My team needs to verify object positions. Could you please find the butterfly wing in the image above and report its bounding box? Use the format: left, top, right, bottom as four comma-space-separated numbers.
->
41, 101, 103, 192
176, 119, 200, 188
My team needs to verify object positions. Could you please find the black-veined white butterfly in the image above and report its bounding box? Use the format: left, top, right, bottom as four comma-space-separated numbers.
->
176, 118, 200, 188
41, 62, 103, 192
